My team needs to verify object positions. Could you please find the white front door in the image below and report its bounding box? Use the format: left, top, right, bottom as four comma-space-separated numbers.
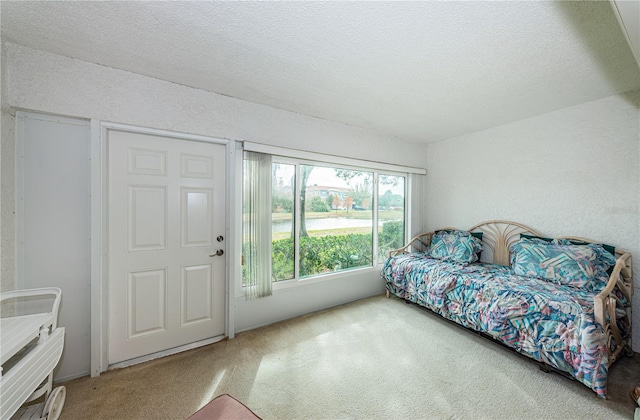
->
107, 129, 226, 365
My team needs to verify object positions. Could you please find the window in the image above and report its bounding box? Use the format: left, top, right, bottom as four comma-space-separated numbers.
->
243, 153, 408, 287
377, 175, 405, 259
272, 163, 295, 281
299, 164, 374, 277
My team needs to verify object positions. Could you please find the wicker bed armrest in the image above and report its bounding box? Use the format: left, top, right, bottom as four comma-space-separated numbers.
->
388, 232, 435, 257
593, 251, 633, 362
388, 227, 465, 257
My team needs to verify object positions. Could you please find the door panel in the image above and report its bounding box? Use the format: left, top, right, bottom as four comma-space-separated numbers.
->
128, 269, 167, 338
181, 188, 213, 247
181, 153, 213, 178
108, 129, 226, 365
181, 264, 213, 326
128, 148, 167, 176
129, 186, 167, 251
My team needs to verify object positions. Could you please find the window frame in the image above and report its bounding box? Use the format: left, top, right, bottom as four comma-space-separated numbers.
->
238, 143, 421, 295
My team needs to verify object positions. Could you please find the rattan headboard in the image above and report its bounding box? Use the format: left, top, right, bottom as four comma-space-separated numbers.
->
469, 220, 540, 265
390, 220, 540, 265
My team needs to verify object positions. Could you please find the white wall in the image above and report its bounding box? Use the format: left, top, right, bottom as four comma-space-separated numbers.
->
3, 43, 428, 167
426, 91, 640, 350
1, 40, 16, 300
17, 113, 91, 381
0, 42, 428, 379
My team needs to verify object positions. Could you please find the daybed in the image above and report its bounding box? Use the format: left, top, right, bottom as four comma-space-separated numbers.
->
382, 220, 633, 398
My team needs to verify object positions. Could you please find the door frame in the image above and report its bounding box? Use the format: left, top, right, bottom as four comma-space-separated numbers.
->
90, 122, 237, 376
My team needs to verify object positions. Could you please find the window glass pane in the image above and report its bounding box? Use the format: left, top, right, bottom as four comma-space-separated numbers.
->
272, 163, 295, 281
299, 165, 373, 277
378, 175, 405, 259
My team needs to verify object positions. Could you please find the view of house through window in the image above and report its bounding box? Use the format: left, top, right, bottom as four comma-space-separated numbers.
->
243, 156, 406, 286
299, 165, 374, 278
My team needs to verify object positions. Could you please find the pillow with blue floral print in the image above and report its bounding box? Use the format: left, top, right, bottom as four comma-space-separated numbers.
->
510, 238, 616, 290
427, 230, 483, 264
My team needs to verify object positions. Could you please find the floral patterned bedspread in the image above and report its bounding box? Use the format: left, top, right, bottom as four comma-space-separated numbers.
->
382, 253, 609, 397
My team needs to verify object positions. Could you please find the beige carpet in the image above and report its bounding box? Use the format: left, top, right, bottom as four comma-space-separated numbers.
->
59, 295, 639, 419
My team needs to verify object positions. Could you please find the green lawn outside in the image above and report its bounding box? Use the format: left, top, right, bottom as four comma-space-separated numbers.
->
270, 209, 403, 222
272, 226, 375, 240
269, 210, 403, 240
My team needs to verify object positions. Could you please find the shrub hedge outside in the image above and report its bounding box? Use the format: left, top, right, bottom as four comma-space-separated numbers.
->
244, 220, 404, 283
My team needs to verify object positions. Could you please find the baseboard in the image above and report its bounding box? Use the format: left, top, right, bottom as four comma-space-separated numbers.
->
54, 370, 90, 384
235, 292, 382, 335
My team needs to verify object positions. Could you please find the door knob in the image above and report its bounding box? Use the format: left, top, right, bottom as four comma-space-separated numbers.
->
209, 249, 224, 257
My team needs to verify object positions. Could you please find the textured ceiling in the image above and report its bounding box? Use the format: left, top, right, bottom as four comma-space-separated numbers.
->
1, 1, 639, 143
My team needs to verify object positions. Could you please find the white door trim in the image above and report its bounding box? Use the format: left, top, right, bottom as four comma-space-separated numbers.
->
90, 122, 233, 376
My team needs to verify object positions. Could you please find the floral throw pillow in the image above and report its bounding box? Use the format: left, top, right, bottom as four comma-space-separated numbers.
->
427, 231, 483, 264
510, 239, 616, 289
554, 239, 617, 289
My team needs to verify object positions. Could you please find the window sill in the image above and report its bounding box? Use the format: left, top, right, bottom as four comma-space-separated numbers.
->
236, 265, 382, 297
